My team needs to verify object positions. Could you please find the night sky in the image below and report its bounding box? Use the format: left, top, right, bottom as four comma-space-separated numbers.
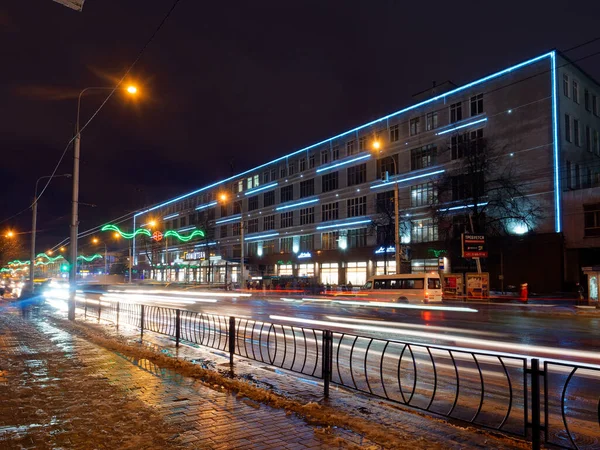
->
2, 0, 600, 253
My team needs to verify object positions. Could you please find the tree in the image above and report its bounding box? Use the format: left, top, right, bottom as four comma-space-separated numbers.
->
0, 237, 25, 267
434, 133, 542, 241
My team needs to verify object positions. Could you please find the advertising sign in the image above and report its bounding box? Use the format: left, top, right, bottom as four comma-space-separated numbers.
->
462, 234, 488, 258
184, 251, 205, 261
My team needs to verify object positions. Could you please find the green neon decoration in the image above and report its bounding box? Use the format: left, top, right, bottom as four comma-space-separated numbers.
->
163, 229, 205, 242
36, 253, 65, 262
77, 254, 103, 262
8, 259, 30, 266
0, 268, 12, 273
101, 224, 151, 239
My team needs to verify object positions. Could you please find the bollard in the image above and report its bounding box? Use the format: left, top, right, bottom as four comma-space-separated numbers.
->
175, 309, 181, 348
530, 358, 541, 450
322, 330, 333, 398
229, 316, 236, 366
140, 304, 145, 340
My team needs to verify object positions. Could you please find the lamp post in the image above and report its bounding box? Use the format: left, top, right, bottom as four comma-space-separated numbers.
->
92, 238, 108, 274
219, 193, 245, 289
30, 174, 71, 288
373, 140, 401, 275
68, 85, 137, 320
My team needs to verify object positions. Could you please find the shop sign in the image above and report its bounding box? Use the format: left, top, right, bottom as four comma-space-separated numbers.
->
298, 252, 312, 259
375, 246, 395, 254
276, 260, 293, 265
184, 251, 205, 261
462, 234, 488, 258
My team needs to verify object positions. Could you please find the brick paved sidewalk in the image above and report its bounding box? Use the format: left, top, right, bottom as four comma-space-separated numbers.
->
0, 307, 373, 449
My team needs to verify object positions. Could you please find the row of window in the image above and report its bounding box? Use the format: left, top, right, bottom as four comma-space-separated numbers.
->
563, 74, 600, 116
564, 114, 600, 154
565, 161, 600, 190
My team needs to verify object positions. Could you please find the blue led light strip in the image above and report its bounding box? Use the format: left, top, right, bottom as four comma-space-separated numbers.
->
275, 198, 319, 211
178, 226, 197, 232
316, 219, 371, 230
134, 52, 552, 219
245, 232, 280, 241
550, 52, 561, 233
370, 169, 446, 190
245, 182, 278, 196
215, 215, 241, 225
163, 213, 179, 220
316, 154, 371, 173
439, 202, 488, 212
195, 201, 217, 211
435, 118, 488, 136
194, 241, 217, 247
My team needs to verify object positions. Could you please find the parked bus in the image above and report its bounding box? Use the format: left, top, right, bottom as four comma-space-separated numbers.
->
361, 273, 443, 303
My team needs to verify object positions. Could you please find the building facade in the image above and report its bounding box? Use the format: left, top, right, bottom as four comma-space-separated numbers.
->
131, 50, 600, 292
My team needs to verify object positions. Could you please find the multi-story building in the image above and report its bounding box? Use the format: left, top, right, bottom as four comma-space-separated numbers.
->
132, 50, 600, 292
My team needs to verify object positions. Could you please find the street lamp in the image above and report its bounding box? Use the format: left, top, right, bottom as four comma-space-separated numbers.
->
30, 173, 71, 288
219, 193, 245, 289
68, 85, 138, 320
372, 139, 401, 275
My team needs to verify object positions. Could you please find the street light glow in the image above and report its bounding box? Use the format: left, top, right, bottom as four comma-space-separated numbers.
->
92, 237, 99, 244
372, 140, 381, 150
219, 193, 228, 202
60, 247, 66, 252
126, 85, 137, 94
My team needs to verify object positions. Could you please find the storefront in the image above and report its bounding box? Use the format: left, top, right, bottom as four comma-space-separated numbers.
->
320, 262, 338, 285
376, 260, 397, 275
298, 263, 315, 277
278, 264, 293, 276
345, 261, 368, 286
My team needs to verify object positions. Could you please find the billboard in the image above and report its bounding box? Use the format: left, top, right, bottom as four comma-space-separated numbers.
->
462, 234, 488, 258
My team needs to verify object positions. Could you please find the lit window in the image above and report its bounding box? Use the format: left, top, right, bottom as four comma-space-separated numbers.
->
409, 117, 421, 136
426, 112, 438, 131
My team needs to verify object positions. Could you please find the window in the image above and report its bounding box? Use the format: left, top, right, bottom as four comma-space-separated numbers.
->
426, 112, 438, 131
347, 139, 356, 155
263, 171, 270, 184
322, 171, 339, 192
585, 90, 591, 111
409, 117, 421, 136
322, 202, 339, 222
594, 130, 599, 155
220, 225, 228, 238
233, 202, 241, 214
179, 216, 187, 227
300, 234, 313, 251
470, 94, 484, 116
280, 211, 294, 228
594, 95, 599, 116
347, 163, 366, 186
248, 195, 259, 211
584, 203, 600, 236
347, 229, 367, 249
332, 145, 340, 161
563, 74, 570, 97
347, 196, 367, 217
389, 124, 399, 142
410, 144, 437, 170
247, 177, 253, 190
264, 190, 275, 207
300, 178, 314, 198
377, 155, 398, 178
270, 167, 277, 181
238, 180, 244, 192
247, 218, 259, 234
452, 129, 484, 160
573, 80, 579, 103
278, 264, 293, 275
575, 164, 581, 189
321, 150, 329, 165
280, 237, 293, 253
411, 182, 435, 207
320, 262, 339, 284
263, 215, 275, 230
280, 185, 294, 203
299, 157, 306, 172
450, 102, 462, 123
321, 231, 339, 250
566, 160, 572, 189
359, 136, 367, 151
309, 154, 315, 169
376, 191, 394, 213
565, 114, 571, 142
586, 126, 592, 152
298, 263, 314, 277
452, 172, 484, 201
300, 207, 315, 225
574, 119, 581, 146
288, 161, 296, 176
233, 222, 241, 236
585, 168, 592, 189
254, 174, 259, 187
411, 218, 438, 243
221, 203, 228, 217
280, 165, 286, 179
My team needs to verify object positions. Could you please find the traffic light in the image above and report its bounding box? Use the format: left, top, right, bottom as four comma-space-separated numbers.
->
60, 264, 69, 272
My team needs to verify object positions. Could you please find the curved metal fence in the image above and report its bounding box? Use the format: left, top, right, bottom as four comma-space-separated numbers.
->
73, 299, 599, 449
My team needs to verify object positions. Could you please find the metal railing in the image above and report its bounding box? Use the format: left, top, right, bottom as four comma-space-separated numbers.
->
74, 299, 600, 449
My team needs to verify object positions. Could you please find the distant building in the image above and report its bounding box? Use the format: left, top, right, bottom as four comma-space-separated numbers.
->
132, 50, 600, 293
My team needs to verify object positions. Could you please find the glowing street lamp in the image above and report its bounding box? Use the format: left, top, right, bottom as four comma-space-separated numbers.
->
69, 85, 139, 320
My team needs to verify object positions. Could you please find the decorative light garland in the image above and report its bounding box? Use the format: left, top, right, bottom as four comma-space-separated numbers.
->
163, 229, 205, 242
77, 254, 103, 262
101, 224, 151, 239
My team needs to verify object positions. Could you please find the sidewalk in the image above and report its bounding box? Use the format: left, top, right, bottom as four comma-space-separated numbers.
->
0, 307, 374, 449
0, 305, 531, 449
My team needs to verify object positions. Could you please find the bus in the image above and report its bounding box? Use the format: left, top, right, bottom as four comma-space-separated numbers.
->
361, 273, 443, 304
